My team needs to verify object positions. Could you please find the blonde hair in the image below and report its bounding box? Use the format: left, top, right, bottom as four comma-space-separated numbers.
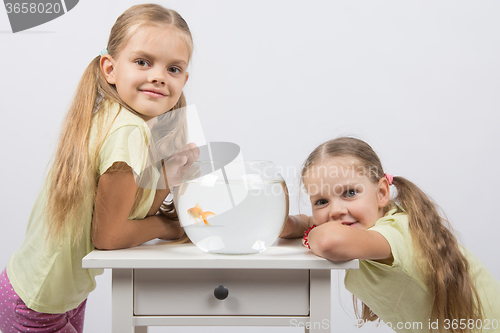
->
301, 137, 483, 333
45, 4, 193, 245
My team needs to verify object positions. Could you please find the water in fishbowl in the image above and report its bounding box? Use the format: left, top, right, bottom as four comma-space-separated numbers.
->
175, 161, 288, 254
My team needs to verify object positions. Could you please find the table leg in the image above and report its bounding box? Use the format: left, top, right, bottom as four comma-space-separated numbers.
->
308, 269, 331, 333
112, 269, 147, 333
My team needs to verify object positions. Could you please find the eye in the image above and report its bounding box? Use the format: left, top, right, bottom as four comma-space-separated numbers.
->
135, 59, 149, 67
168, 67, 182, 74
344, 189, 357, 198
314, 199, 328, 206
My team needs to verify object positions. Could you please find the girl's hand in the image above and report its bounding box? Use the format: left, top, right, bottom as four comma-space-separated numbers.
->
160, 142, 200, 189
280, 214, 313, 239
157, 214, 185, 240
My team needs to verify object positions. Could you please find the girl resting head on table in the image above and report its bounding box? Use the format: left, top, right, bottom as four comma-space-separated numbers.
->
281, 137, 500, 333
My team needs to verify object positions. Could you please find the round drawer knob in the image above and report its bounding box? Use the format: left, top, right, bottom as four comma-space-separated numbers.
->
214, 285, 229, 300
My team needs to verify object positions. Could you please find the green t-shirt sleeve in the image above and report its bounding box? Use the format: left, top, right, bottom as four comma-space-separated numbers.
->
98, 125, 150, 176
368, 212, 410, 268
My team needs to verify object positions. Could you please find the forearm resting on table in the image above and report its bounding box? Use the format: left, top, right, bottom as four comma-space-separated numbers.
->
92, 162, 182, 250
92, 214, 183, 250
307, 223, 392, 262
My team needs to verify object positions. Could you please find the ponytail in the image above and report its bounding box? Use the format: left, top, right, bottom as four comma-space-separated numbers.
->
391, 176, 483, 332
45, 56, 106, 245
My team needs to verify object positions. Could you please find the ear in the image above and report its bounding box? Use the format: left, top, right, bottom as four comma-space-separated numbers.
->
377, 177, 391, 208
184, 71, 189, 85
100, 54, 116, 84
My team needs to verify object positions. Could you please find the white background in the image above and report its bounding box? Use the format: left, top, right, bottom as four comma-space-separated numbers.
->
1, 1, 499, 332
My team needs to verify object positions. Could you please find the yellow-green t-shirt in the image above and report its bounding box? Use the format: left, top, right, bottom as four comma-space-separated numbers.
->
7, 102, 158, 313
345, 209, 500, 333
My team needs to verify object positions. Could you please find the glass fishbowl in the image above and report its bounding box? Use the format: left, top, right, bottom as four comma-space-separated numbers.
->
174, 159, 288, 254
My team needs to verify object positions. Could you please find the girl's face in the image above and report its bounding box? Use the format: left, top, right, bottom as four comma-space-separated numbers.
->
304, 156, 390, 229
102, 25, 190, 121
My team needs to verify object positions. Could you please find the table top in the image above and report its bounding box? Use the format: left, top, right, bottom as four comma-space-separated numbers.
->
82, 238, 359, 270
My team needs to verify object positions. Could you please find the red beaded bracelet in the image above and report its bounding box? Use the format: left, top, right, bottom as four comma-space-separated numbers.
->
303, 225, 317, 249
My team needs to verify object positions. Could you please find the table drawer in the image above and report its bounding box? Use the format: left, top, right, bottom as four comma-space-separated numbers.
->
134, 269, 309, 316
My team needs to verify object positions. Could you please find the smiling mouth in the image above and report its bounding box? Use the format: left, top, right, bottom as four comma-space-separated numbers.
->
342, 222, 358, 227
141, 90, 166, 98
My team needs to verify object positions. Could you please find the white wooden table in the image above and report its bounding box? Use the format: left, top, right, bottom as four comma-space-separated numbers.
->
82, 238, 358, 333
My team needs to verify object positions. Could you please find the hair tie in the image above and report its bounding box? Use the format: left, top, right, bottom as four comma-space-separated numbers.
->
303, 225, 317, 249
99, 48, 108, 56
384, 173, 394, 186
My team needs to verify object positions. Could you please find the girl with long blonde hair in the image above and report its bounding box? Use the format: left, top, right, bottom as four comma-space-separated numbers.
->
0, 4, 197, 332
282, 137, 499, 333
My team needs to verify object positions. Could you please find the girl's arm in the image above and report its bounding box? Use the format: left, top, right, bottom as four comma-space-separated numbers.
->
307, 222, 392, 262
92, 162, 183, 250
280, 214, 313, 238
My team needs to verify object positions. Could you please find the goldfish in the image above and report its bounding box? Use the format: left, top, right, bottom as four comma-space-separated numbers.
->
187, 203, 215, 226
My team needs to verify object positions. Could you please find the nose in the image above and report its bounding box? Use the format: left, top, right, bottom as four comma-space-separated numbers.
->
149, 68, 166, 85
328, 199, 347, 221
